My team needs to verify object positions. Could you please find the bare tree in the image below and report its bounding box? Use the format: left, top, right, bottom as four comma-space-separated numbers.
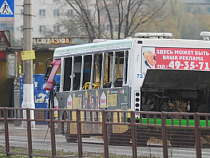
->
55, 0, 168, 41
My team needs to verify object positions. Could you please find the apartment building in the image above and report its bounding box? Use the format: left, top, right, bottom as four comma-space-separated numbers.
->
1, 0, 210, 46
14, 0, 72, 45
183, 0, 210, 14
1, 0, 123, 45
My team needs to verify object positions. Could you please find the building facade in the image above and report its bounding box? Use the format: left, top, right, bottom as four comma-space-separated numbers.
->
0, 0, 90, 108
1, 0, 210, 45
183, 0, 210, 15
14, 0, 70, 45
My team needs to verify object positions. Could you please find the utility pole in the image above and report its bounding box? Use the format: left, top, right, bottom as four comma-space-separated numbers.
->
22, 0, 35, 128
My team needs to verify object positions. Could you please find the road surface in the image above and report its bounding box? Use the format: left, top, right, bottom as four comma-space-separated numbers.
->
0, 123, 210, 158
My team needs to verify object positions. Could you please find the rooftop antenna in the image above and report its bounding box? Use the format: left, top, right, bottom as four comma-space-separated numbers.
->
200, 31, 210, 41
135, 32, 173, 39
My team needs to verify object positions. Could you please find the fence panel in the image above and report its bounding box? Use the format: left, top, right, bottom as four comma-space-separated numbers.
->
1, 108, 210, 158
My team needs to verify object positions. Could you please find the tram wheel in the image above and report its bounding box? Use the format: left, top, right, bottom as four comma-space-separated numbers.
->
160, 104, 170, 112
61, 112, 70, 135
197, 104, 208, 113
142, 104, 150, 111
197, 104, 208, 120
65, 134, 77, 142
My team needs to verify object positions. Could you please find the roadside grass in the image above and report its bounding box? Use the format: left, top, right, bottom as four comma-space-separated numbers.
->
0, 146, 159, 158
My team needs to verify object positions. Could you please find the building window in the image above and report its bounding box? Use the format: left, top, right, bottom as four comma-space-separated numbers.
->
39, 25, 46, 33
67, 9, 74, 16
21, 9, 23, 17
54, 26, 60, 33
54, 9, 60, 17
0, 24, 7, 30
39, 9, 46, 17
206, 7, 210, 14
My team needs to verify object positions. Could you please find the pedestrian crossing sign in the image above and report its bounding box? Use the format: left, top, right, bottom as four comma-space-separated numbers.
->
0, 0, 14, 17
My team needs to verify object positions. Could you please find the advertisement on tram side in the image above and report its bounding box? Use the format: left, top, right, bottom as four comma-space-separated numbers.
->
141, 47, 210, 73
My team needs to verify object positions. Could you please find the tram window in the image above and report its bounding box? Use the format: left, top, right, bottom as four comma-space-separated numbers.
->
73, 56, 82, 90
82, 53, 103, 89
109, 52, 114, 83
103, 52, 110, 88
115, 51, 124, 87
103, 50, 128, 88
94, 54, 102, 84
104, 52, 113, 88
81, 51, 128, 89
83, 54, 102, 89
124, 50, 129, 84
83, 55, 92, 89
63, 57, 72, 91
104, 51, 121, 88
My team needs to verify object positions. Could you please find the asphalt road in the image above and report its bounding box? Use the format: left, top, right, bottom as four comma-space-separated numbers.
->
1, 123, 210, 158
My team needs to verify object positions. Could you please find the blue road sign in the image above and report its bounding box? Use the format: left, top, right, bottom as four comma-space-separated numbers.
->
0, 0, 14, 17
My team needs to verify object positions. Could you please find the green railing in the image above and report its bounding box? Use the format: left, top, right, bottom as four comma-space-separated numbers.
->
138, 118, 210, 127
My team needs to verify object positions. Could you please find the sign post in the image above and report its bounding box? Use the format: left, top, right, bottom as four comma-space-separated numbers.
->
21, 0, 35, 128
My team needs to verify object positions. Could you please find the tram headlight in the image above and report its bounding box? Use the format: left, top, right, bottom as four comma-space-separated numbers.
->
134, 91, 140, 113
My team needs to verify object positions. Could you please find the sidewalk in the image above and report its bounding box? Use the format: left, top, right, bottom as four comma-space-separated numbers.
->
0, 121, 50, 137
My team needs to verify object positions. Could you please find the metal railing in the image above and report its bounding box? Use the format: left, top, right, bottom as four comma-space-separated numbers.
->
0, 107, 210, 158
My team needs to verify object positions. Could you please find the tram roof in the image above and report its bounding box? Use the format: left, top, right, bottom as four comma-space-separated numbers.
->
53, 36, 210, 59
53, 38, 133, 59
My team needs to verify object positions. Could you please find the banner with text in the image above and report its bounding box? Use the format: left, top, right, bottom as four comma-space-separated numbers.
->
141, 47, 210, 73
